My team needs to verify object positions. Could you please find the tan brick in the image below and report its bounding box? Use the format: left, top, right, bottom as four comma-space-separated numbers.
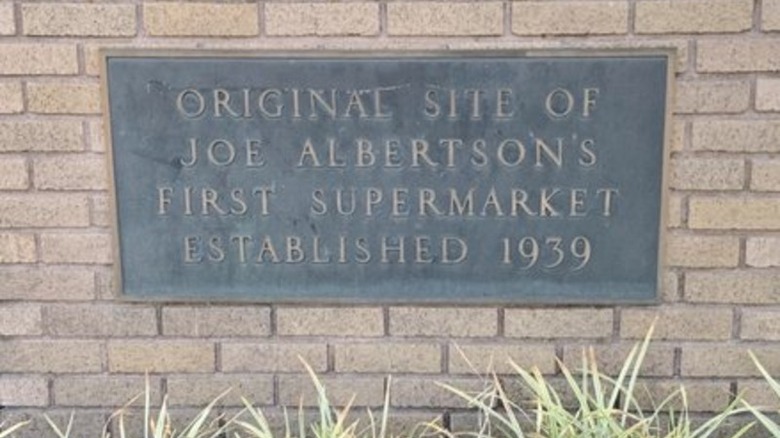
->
0, 44, 78, 75
0, 157, 28, 190
27, 83, 100, 115
166, 375, 273, 407
108, 341, 214, 373
636, 380, 732, 412
661, 271, 680, 303
667, 193, 684, 228
0, 267, 94, 300
94, 268, 115, 300
0, 82, 23, 113
682, 345, 780, 377
666, 234, 740, 267
0, 341, 102, 373
277, 307, 383, 337
674, 80, 750, 114
380, 413, 444, 437
34, 155, 107, 191
756, 78, 780, 112
45, 304, 156, 337
54, 376, 161, 407
0, 233, 35, 264
505, 308, 612, 339
716, 412, 772, 435
698, 40, 780, 72
563, 344, 674, 377
279, 375, 384, 407
752, 159, 780, 191
90, 194, 111, 227
84, 44, 113, 77
390, 307, 497, 337
144, 3, 257, 37
747, 237, 780, 267
0, 3, 14, 35
391, 377, 483, 408
334, 343, 441, 373
0, 194, 89, 228
742, 309, 780, 340
450, 413, 500, 433
512, 2, 628, 36
23, 3, 135, 36
221, 342, 326, 373
740, 379, 780, 406
0, 303, 41, 336
670, 157, 744, 191
636, 0, 752, 34
0, 377, 48, 407
692, 120, 780, 152
40, 233, 112, 264
162, 306, 270, 337
0, 121, 82, 152
764, 0, 780, 30
621, 307, 732, 340
686, 270, 780, 303
2, 410, 107, 438
388, 2, 502, 36
689, 197, 780, 230
266, 3, 378, 36
88, 120, 105, 152
671, 118, 685, 151
450, 344, 556, 375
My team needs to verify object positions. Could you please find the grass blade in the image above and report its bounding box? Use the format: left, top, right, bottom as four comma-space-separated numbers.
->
0, 421, 30, 438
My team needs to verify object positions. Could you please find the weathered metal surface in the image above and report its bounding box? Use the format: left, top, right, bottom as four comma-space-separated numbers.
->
104, 51, 670, 303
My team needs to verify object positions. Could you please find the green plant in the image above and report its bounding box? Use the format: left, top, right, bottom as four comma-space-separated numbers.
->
26, 337, 769, 438
0, 421, 30, 438
743, 351, 780, 436
43, 377, 238, 438
235, 360, 405, 438
437, 324, 752, 438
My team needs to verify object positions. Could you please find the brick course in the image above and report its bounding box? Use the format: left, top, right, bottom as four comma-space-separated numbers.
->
751, 159, 780, 191
108, 341, 215, 373
334, 343, 442, 374
221, 342, 327, 373
0, 44, 78, 75
267, 3, 379, 37
635, 0, 753, 34
689, 197, 780, 230
144, 3, 258, 37
27, 83, 101, 115
0, 341, 103, 373
390, 307, 497, 337
670, 157, 744, 191
505, 308, 612, 339
0, 82, 23, 114
162, 306, 271, 337
23, 4, 136, 37
0, 121, 82, 152
665, 234, 739, 268
389, 2, 502, 36
512, 2, 628, 36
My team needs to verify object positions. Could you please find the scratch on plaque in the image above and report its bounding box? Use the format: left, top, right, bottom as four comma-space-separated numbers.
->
146, 80, 168, 94
378, 84, 410, 92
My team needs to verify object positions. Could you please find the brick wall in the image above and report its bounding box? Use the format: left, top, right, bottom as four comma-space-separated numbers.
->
1, 0, 779, 434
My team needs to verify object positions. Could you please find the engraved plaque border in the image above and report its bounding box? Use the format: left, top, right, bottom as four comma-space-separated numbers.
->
101, 48, 675, 305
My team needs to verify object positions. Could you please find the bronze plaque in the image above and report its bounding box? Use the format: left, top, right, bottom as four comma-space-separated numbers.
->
104, 51, 672, 303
